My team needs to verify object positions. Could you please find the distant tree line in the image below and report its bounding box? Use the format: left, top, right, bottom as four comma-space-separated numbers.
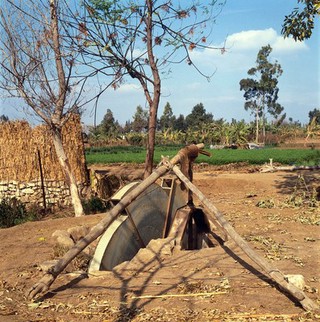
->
87, 104, 320, 147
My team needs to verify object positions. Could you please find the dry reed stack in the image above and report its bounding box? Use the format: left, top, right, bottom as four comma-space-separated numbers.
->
0, 114, 87, 206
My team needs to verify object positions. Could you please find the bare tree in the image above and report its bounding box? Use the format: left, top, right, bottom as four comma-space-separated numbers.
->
64, 0, 226, 177
0, 0, 89, 216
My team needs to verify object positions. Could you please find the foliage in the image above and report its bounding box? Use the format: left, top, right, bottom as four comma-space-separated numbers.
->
284, 174, 320, 208
86, 145, 139, 154
0, 198, 36, 228
88, 102, 318, 148
0, 1, 85, 123
275, 120, 304, 143
220, 119, 252, 145
0, 115, 9, 122
240, 45, 283, 143
245, 235, 283, 261
306, 115, 320, 141
282, 0, 320, 41
256, 199, 275, 208
308, 108, 320, 124
159, 102, 175, 130
88, 119, 314, 149
77, 0, 226, 87
82, 196, 109, 215
173, 114, 187, 132
185, 103, 213, 130
295, 210, 320, 225
131, 105, 149, 132
99, 109, 120, 136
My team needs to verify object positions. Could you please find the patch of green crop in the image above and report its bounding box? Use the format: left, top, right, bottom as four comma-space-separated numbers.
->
85, 146, 320, 166
200, 148, 320, 166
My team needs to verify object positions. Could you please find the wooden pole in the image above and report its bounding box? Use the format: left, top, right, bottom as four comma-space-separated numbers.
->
37, 149, 46, 211
27, 144, 204, 299
172, 165, 319, 312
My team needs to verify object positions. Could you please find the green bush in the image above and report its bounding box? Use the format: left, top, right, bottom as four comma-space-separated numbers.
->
126, 133, 145, 146
0, 198, 32, 228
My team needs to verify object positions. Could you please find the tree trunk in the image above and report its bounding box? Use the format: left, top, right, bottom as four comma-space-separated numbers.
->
50, 1, 84, 216
143, 0, 161, 178
52, 129, 84, 217
144, 95, 160, 178
255, 107, 259, 143
262, 114, 266, 144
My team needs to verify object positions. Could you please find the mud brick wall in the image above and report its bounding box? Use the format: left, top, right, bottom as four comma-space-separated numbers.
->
0, 114, 88, 207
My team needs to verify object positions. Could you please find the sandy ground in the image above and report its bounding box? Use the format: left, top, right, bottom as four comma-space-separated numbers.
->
0, 165, 319, 321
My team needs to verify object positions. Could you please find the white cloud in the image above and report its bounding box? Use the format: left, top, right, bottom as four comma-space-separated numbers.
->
226, 28, 277, 51
117, 82, 142, 93
272, 36, 307, 53
191, 28, 308, 68
225, 28, 308, 53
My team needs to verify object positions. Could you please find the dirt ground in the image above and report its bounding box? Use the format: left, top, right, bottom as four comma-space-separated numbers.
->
0, 164, 319, 321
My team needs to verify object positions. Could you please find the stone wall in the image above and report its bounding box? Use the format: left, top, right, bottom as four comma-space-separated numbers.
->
0, 179, 72, 208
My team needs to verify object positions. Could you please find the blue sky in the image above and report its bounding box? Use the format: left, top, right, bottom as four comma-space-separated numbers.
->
82, 0, 319, 126
1, 0, 319, 126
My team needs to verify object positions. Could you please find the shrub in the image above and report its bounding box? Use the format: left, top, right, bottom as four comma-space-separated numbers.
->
126, 133, 146, 146
0, 198, 31, 228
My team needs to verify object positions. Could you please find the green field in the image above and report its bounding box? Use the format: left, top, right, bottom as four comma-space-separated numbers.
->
85, 145, 320, 166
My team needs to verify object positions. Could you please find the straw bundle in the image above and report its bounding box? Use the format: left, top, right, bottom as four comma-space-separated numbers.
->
0, 114, 87, 184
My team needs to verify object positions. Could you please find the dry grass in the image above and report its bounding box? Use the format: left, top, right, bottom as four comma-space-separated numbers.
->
0, 114, 87, 183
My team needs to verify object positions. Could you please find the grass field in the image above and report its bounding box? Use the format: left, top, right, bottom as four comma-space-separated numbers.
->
85, 145, 320, 166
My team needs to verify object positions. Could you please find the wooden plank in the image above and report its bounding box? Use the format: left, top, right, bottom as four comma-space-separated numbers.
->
168, 206, 191, 249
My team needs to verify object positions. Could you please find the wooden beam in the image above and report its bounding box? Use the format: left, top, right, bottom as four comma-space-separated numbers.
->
168, 206, 191, 249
